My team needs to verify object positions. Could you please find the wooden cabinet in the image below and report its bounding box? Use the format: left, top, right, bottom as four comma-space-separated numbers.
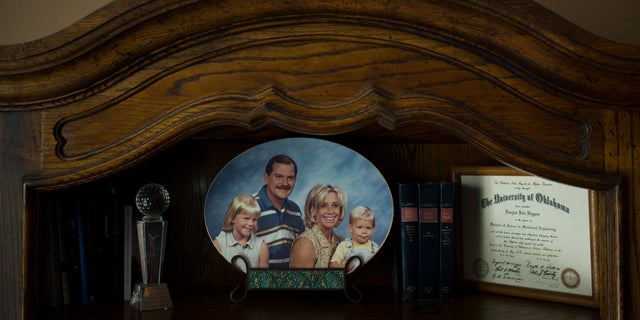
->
1, 0, 638, 319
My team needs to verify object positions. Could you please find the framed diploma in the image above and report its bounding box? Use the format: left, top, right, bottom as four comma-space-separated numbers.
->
452, 166, 598, 307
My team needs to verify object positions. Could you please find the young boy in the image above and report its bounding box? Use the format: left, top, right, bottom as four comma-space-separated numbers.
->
330, 206, 379, 272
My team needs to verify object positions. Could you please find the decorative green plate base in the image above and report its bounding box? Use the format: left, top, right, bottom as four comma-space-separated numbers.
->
230, 255, 363, 303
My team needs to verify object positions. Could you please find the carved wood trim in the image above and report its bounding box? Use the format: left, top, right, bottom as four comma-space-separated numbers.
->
0, 1, 636, 319
1, 1, 639, 108
16, 14, 620, 189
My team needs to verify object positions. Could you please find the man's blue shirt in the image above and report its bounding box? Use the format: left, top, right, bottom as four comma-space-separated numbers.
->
254, 185, 305, 269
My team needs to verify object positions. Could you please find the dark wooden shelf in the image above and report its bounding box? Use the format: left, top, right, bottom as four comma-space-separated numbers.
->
41, 288, 599, 320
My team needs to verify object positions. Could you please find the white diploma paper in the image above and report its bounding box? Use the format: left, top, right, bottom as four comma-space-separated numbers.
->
461, 175, 592, 296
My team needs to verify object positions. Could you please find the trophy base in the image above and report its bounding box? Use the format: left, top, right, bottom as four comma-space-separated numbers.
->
130, 283, 173, 311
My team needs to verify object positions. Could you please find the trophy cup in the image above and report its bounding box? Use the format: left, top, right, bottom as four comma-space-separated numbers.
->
130, 183, 173, 311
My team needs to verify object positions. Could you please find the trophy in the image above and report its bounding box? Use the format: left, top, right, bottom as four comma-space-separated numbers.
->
130, 183, 173, 311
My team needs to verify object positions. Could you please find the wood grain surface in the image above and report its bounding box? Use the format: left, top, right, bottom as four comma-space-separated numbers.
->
1, 1, 638, 319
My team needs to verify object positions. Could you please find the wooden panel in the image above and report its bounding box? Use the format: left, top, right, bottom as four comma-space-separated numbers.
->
631, 111, 640, 320
0, 1, 638, 319
604, 110, 640, 320
52, 39, 589, 158
2, 1, 638, 105
31, 20, 614, 190
0, 112, 42, 320
0, 0, 636, 191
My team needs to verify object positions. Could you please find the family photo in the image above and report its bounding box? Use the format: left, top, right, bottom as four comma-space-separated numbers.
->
204, 138, 393, 273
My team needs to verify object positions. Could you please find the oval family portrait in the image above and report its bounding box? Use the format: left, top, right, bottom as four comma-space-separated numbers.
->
204, 138, 393, 273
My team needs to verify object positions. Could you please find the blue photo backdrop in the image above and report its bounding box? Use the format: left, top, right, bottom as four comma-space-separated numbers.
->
204, 137, 393, 263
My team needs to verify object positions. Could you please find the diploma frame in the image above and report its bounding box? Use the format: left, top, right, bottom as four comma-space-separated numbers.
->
451, 166, 599, 308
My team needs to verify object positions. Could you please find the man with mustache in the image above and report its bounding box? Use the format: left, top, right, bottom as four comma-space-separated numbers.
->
254, 154, 305, 269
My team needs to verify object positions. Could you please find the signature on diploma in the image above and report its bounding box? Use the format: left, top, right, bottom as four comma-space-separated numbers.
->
526, 260, 560, 281
491, 259, 561, 283
491, 259, 523, 282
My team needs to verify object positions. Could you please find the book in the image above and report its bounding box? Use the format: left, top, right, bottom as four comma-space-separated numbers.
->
81, 191, 107, 306
439, 182, 455, 300
86, 185, 132, 305
396, 183, 420, 300
41, 193, 64, 308
103, 186, 125, 305
418, 182, 440, 300
123, 205, 134, 301
77, 188, 111, 306
56, 193, 71, 306
75, 198, 90, 305
59, 195, 82, 306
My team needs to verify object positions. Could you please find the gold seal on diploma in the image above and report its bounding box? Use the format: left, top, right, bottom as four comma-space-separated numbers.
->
561, 268, 580, 289
472, 258, 489, 279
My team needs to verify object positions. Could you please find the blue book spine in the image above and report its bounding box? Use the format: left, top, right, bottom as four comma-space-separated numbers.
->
439, 182, 455, 300
76, 200, 89, 305
397, 183, 419, 301
418, 182, 440, 300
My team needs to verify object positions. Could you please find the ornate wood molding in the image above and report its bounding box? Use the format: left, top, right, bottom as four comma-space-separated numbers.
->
15, 8, 624, 189
1, 0, 638, 108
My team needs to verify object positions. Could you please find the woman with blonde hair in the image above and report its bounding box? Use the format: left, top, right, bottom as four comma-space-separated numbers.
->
290, 184, 347, 268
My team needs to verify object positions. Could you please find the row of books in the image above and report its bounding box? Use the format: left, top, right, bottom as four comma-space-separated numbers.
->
40, 186, 141, 309
396, 181, 455, 301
